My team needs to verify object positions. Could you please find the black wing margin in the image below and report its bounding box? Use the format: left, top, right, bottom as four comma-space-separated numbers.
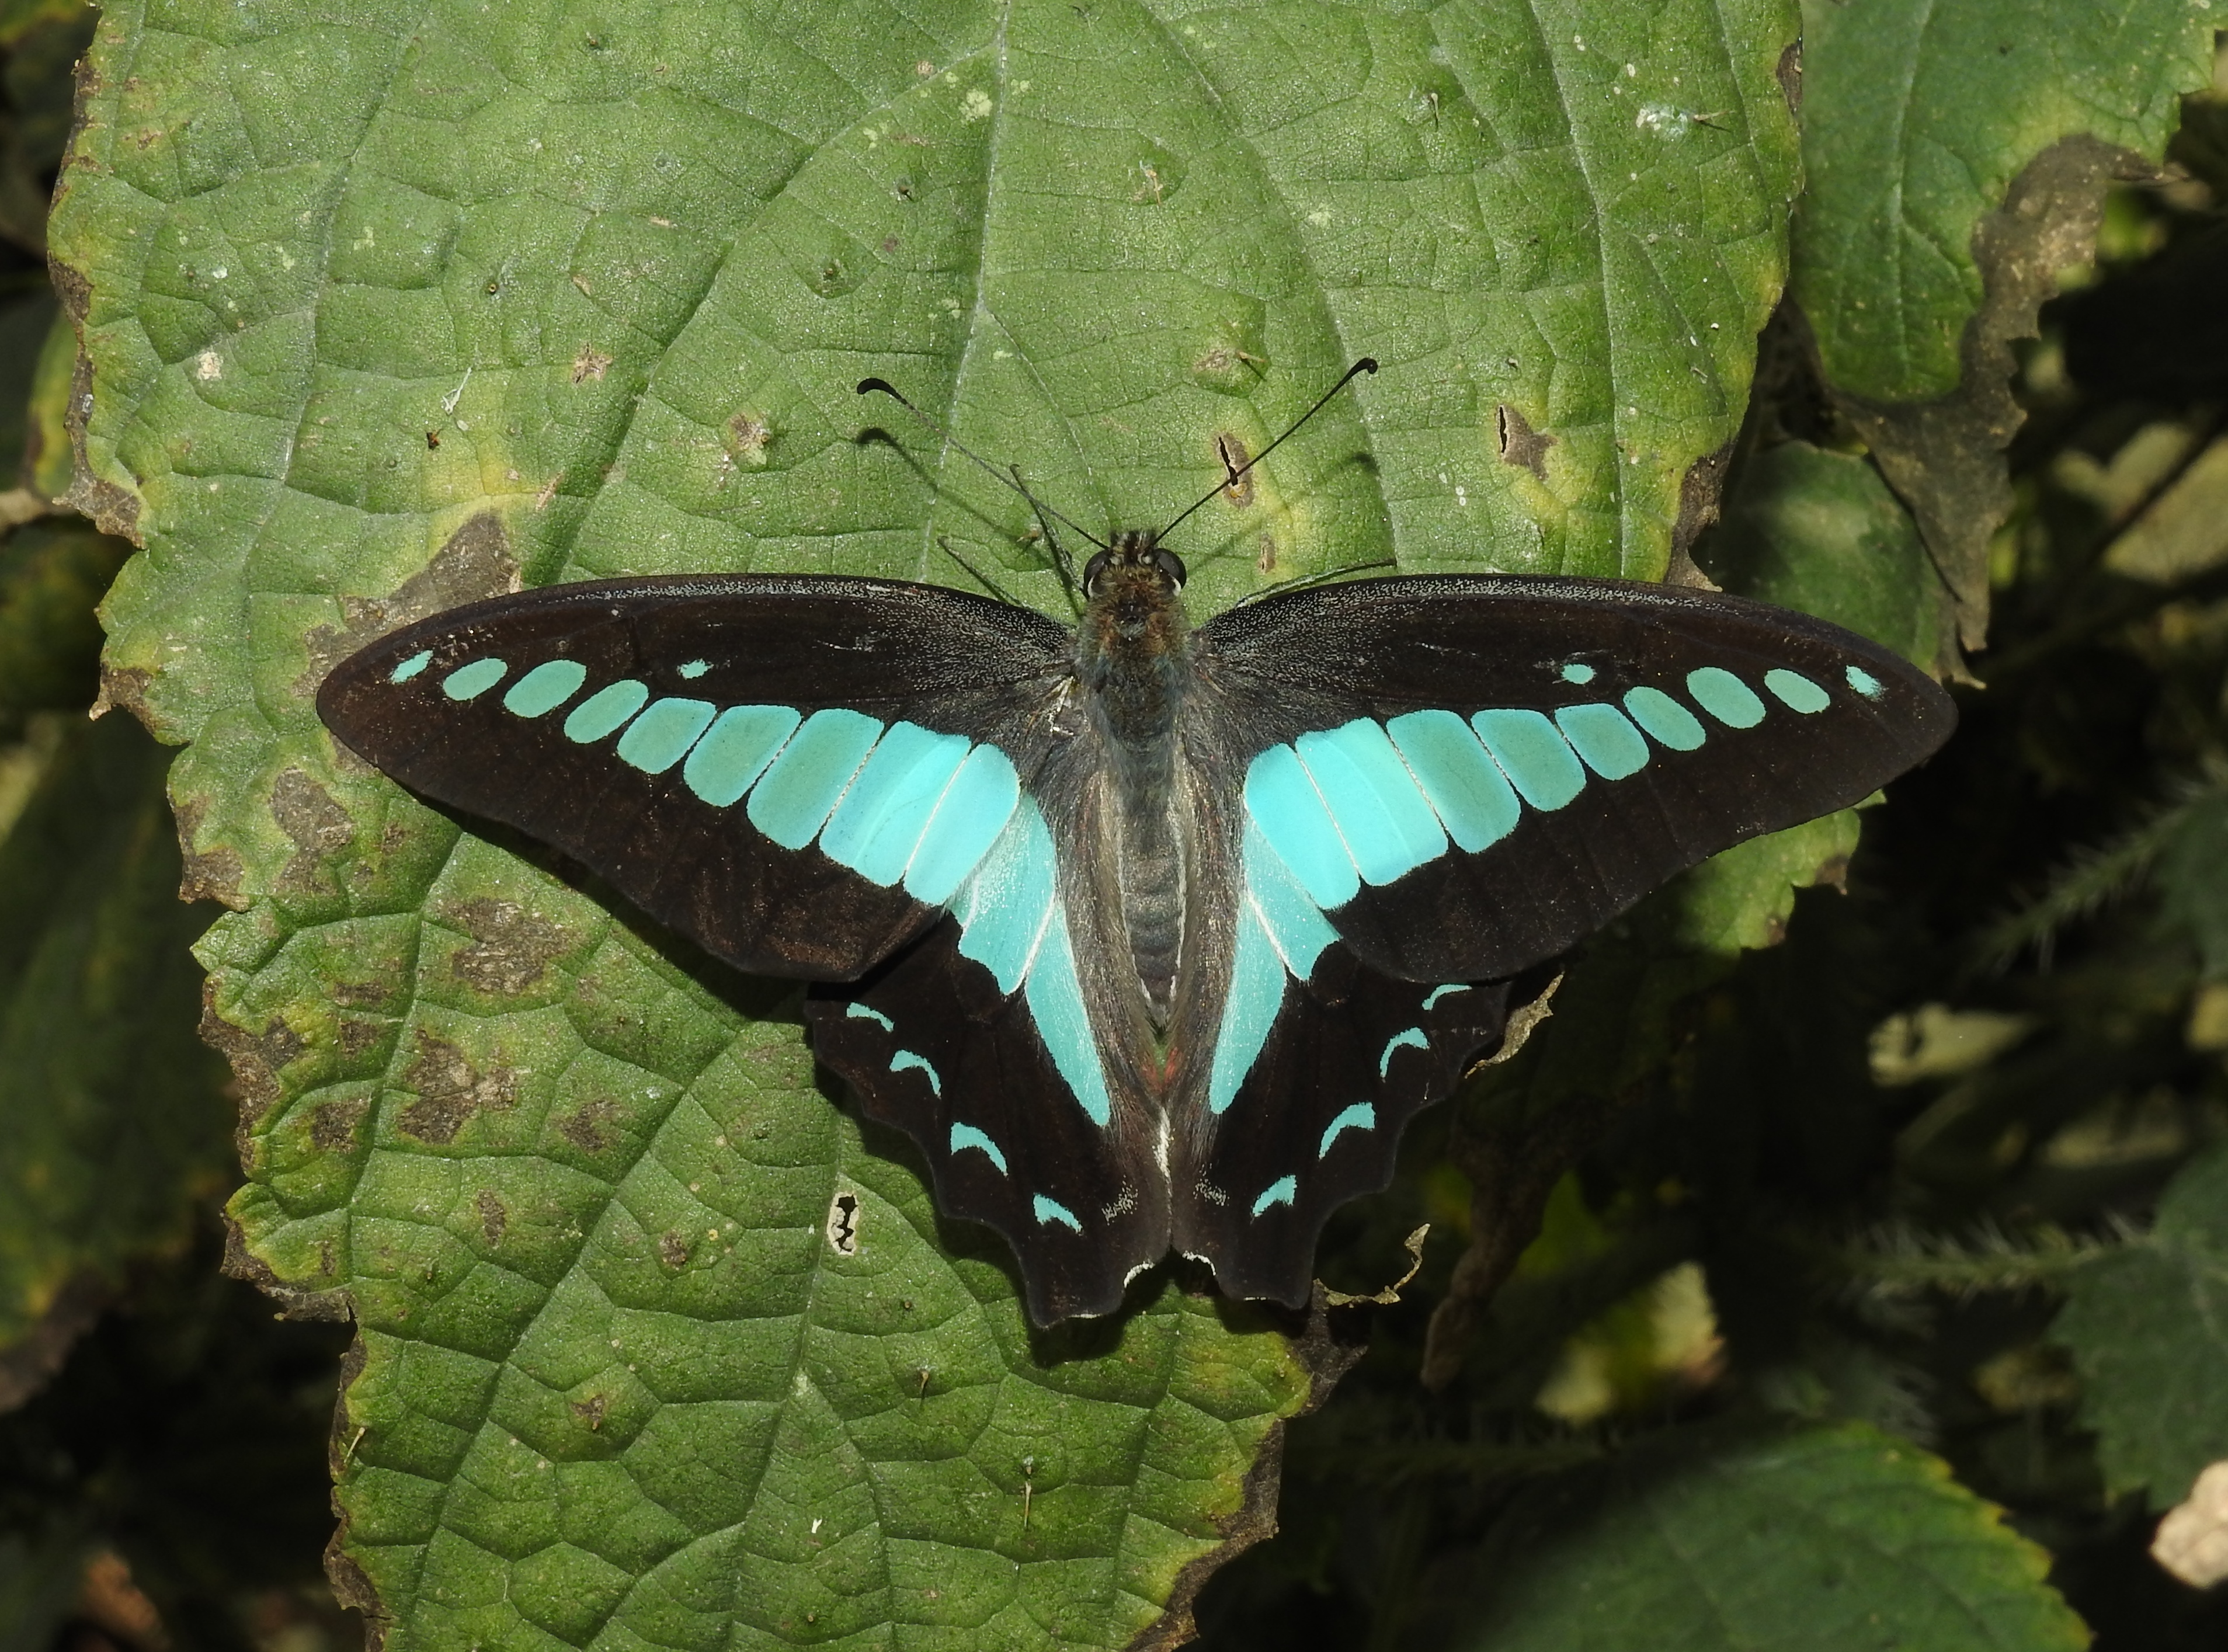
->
317, 575, 1072, 980
1193, 575, 1955, 984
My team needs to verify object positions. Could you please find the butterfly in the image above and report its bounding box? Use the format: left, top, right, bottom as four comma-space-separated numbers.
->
317, 363, 1956, 1326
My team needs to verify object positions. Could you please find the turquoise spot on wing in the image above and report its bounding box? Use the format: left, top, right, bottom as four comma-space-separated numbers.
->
1555, 702, 1651, 780
1472, 708, 1586, 809
1378, 1027, 1428, 1077
677, 659, 709, 679
1766, 668, 1831, 713
1244, 744, 1360, 908
1319, 1103, 1375, 1156
1845, 664, 1885, 699
904, 744, 1021, 906
564, 679, 650, 743
503, 659, 587, 718
390, 649, 432, 684
1033, 1194, 1083, 1233
950, 1123, 1008, 1175
617, 697, 717, 774
1250, 1175, 1297, 1218
1422, 983, 1470, 1009
1622, 685, 1706, 751
1687, 666, 1765, 728
747, 708, 884, 850
442, 658, 507, 700
821, 722, 971, 885
1560, 661, 1596, 684
1242, 819, 1336, 979
844, 1003, 894, 1031
954, 804, 1056, 995
1296, 719, 1447, 885
1388, 708, 1521, 852
1208, 903, 1288, 1116
890, 1049, 942, 1096
1023, 909, 1113, 1128
684, 705, 800, 806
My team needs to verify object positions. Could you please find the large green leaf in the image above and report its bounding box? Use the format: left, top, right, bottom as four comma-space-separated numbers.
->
50, 0, 1816, 1640
2054, 1145, 2228, 1508
1791, 0, 2214, 404
1443, 1423, 2088, 1651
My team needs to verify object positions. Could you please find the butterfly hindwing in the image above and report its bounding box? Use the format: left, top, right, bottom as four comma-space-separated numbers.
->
1193, 575, 1954, 983
317, 575, 1070, 980
805, 912, 1168, 1325
1170, 948, 1511, 1307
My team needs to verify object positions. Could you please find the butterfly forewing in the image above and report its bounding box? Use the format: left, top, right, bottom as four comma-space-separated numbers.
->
317, 575, 1072, 979
1193, 576, 1954, 983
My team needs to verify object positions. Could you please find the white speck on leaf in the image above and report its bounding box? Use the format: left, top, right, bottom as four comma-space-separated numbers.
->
962, 88, 992, 121
193, 350, 221, 381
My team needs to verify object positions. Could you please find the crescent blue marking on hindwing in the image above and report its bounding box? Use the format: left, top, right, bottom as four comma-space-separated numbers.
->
1378, 1028, 1428, 1077
1251, 1175, 1297, 1218
950, 1123, 1009, 1174
1033, 1194, 1083, 1233
1422, 983, 1471, 1009
1319, 1104, 1376, 1156
844, 1003, 895, 1031
890, 1050, 941, 1095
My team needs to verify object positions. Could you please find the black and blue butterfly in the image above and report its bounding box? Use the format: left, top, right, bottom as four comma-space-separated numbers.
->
317, 365, 1955, 1326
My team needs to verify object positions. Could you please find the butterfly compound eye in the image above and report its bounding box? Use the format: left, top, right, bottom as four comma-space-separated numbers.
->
1151, 547, 1187, 588
1082, 550, 1113, 596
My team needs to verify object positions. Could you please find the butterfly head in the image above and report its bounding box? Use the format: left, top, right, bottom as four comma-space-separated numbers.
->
1082, 531, 1188, 648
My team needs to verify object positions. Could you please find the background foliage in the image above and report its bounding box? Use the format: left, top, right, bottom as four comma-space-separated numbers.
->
1, 0, 2225, 1648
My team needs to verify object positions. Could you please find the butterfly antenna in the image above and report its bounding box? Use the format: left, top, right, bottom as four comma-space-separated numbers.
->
1008, 464, 1082, 611
1156, 357, 1378, 545
857, 378, 1112, 555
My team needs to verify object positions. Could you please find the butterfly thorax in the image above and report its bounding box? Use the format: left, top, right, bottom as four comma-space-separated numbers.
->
1075, 532, 1193, 1032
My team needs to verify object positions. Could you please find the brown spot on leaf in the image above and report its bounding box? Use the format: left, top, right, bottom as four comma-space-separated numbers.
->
271, 768, 354, 897
1257, 533, 1277, 575
1214, 433, 1254, 506
569, 1393, 607, 1431
1826, 133, 2148, 669
295, 512, 520, 697
475, 1188, 508, 1247
218, 1212, 350, 1320
445, 898, 568, 996
1776, 40, 1802, 116
557, 1097, 623, 1154
397, 1031, 519, 1145
310, 1094, 370, 1152
199, 989, 305, 1133
729, 411, 771, 465
1667, 440, 1732, 588
62, 346, 140, 541
658, 1230, 691, 1268
1494, 404, 1555, 480
171, 797, 247, 909
571, 345, 612, 384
